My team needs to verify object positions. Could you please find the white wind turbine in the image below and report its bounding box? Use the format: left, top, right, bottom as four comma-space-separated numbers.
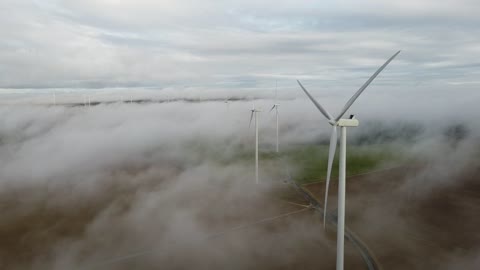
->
297, 50, 400, 270
269, 80, 280, 153
224, 97, 231, 112
249, 104, 262, 184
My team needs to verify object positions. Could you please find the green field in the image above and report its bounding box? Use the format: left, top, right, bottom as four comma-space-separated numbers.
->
275, 144, 402, 184
186, 139, 406, 185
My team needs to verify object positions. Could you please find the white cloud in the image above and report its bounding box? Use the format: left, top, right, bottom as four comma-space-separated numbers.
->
0, 0, 479, 95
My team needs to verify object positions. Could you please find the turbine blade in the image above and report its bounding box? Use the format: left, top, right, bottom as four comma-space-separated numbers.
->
297, 80, 333, 121
335, 50, 401, 121
269, 105, 275, 112
249, 111, 254, 128
323, 125, 338, 227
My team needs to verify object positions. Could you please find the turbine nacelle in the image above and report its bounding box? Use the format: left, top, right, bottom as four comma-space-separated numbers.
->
328, 119, 359, 127
337, 118, 359, 127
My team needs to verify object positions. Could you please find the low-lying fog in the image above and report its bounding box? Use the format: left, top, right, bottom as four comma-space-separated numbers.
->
0, 91, 479, 269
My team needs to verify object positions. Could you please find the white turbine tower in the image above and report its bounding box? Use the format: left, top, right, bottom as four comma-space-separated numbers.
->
52, 93, 56, 106
249, 105, 261, 184
297, 50, 400, 270
269, 80, 280, 153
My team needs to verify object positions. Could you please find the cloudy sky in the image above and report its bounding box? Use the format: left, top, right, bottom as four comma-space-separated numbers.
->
1, 0, 480, 96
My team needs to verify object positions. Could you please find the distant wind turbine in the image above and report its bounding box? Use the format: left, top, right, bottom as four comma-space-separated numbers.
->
269, 80, 280, 153
249, 104, 261, 184
52, 93, 56, 106
297, 50, 400, 270
224, 98, 231, 112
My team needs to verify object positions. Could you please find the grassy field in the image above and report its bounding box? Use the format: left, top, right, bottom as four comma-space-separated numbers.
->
185, 139, 406, 185
277, 144, 403, 184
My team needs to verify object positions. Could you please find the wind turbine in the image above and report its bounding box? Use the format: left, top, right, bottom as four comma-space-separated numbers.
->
224, 98, 231, 112
249, 104, 261, 184
297, 50, 400, 270
270, 80, 280, 153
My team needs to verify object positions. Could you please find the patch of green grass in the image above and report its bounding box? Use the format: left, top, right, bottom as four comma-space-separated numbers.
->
183, 138, 405, 185
279, 144, 402, 184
